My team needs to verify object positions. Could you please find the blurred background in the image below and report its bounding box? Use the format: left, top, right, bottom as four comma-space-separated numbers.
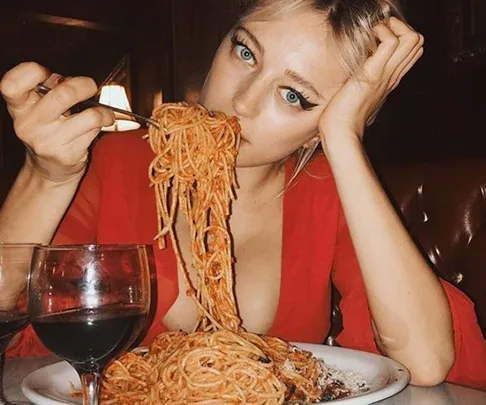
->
0, 0, 485, 202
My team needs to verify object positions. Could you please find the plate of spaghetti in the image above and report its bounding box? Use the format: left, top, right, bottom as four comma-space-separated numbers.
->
22, 102, 410, 405
21, 343, 409, 405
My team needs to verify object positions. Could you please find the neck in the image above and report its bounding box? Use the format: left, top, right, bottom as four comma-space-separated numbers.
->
233, 162, 287, 208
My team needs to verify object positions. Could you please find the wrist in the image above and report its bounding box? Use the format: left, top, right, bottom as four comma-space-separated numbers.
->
23, 154, 86, 187
322, 131, 365, 158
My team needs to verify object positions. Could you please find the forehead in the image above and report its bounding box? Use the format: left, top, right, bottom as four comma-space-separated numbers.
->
242, 10, 347, 95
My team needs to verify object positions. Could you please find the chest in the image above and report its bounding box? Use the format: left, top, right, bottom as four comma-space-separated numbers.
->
164, 198, 284, 334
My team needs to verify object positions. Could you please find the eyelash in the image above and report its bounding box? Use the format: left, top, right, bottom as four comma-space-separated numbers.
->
230, 34, 256, 65
230, 32, 318, 111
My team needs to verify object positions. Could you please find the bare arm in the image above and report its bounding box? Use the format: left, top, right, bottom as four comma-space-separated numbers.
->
320, 18, 453, 385
0, 160, 82, 243
327, 137, 453, 386
0, 62, 114, 243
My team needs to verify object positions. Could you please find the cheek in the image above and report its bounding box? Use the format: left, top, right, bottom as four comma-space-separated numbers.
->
237, 114, 317, 166
256, 107, 319, 150
200, 49, 238, 107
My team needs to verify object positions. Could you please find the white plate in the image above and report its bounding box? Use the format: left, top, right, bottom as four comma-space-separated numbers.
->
21, 343, 410, 405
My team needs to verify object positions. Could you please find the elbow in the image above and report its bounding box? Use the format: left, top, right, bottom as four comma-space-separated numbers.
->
408, 351, 455, 387
410, 368, 449, 387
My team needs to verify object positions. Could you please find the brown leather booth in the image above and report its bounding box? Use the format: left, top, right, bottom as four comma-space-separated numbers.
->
330, 158, 486, 341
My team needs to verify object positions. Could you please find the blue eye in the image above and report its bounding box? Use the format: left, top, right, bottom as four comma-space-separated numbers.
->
231, 34, 256, 66
236, 44, 254, 62
236, 45, 253, 60
279, 87, 318, 111
283, 89, 300, 105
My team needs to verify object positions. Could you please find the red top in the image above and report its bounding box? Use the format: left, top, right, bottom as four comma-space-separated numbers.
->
9, 129, 486, 391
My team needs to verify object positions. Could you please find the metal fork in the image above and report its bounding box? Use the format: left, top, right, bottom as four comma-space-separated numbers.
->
34, 83, 160, 128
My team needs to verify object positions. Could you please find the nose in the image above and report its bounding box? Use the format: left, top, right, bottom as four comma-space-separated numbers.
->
232, 74, 264, 119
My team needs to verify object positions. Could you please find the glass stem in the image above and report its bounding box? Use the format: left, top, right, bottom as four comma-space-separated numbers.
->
0, 352, 7, 405
80, 372, 101, 405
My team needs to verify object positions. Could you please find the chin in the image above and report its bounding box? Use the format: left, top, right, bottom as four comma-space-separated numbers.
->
234, 154, 277, 169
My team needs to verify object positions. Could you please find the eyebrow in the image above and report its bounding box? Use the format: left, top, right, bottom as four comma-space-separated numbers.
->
284, 69, 322, 99
234, 25, 264, 55
234, 25, 322, 100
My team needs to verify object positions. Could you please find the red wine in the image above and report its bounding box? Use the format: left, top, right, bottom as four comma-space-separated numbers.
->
32, 306, 146, 372
0, 311, 29, 352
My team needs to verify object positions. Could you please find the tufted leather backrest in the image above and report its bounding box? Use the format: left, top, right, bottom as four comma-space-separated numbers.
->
329, 159, 486, 342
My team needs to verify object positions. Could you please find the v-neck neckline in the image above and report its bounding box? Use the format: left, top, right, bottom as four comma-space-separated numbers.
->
155, 159, 296, 334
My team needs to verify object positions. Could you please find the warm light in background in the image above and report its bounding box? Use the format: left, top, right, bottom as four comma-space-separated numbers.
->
98, 84, 141, 132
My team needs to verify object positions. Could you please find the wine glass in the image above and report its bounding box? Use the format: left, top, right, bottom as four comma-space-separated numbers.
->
0, 243, 38, 405
29, 244, 152, 405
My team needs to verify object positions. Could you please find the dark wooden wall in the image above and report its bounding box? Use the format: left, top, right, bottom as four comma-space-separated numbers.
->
1, 0, 486, 203
132, 0, 486, 164
364, 0, 486, 162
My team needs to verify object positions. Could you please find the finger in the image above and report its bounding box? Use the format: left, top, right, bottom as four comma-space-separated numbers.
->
363, 24, 400, 80
42, 74, 75, 116
390, 33, 424, 83
385, 28, 424, 83
60, 106, 115, 142
388, 16, 416, 37
43, 74, 81, 117
0, 62, 50, 109
32, 76, 99, 123
43, 73, 67, 90
391, 46, 424, 91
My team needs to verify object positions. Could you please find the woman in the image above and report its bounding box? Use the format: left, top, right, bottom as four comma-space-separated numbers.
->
1, 0, 485, 390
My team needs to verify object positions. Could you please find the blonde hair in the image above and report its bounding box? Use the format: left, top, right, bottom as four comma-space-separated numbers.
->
239, 0, 405, 182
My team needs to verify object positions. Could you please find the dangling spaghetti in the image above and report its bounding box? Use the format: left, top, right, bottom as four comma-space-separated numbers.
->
145, 103, 241, 332
99, 103, 359, 404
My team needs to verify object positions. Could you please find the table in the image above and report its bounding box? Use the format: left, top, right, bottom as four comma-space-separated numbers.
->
5, 356, 486, 404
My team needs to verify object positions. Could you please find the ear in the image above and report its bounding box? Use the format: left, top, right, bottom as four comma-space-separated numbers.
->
302, 135, 320, 149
